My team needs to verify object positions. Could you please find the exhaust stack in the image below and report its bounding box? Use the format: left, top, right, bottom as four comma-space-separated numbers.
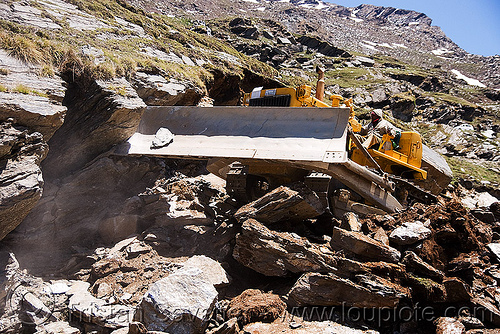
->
315, 66, 325, 101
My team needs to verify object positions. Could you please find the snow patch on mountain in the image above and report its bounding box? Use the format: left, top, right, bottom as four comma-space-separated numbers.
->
451, 69, 486, 88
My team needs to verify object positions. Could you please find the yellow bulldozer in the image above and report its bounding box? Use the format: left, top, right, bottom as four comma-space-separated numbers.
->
118, 68, 452, 216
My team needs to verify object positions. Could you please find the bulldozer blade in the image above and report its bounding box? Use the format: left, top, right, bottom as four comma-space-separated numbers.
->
119, 106, 350, 163
117, 105, 403, 213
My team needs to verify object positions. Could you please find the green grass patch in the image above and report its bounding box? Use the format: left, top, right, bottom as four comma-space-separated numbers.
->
0, 84, 7, 92
445, 156, 500, 184
426, 92, 477, 108
325, 67, 386, 88
12, 84, 47, 97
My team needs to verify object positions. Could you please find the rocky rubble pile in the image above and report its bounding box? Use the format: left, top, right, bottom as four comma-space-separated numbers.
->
2, 171, 500, 334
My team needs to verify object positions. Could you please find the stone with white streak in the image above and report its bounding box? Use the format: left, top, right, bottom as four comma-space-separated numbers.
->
136, 267, 218, 333
67, 281, 134, 329
389, 221, 431, 245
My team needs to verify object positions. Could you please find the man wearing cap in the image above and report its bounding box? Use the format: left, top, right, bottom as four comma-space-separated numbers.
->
358, 109, 400, 150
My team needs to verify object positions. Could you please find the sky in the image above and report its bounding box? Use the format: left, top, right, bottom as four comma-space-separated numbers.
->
326, 0, 500, 56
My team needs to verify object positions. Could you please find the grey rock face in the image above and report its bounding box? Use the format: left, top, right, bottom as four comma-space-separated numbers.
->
136, 267, 218, 333
42, 78, 146, 178
0, 123, 47, 240
0, 50, 66, 241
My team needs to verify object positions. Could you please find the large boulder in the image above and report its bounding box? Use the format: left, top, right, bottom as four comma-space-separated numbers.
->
234, 183, 324, 224
233, 219, 337, 276
181, 255, 230, 288
330, 227, 401, 263
136, 267, 218, 333
287, 272, 409, 308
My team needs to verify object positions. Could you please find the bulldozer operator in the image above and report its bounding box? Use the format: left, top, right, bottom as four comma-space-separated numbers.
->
357, 109, 401, 151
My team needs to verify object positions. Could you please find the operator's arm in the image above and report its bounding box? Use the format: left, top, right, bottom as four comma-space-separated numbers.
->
358, 123, 372, 136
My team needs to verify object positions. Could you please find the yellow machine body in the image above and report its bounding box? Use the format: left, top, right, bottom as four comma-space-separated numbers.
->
243, 84, 426, 181
350, 132, 427, 179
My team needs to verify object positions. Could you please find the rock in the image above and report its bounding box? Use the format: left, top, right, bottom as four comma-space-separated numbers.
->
406, 274, 447, 302
243, 320, 380, 333
151, 128, 174, 149
8, 156, 165, 274
458, 316, 484, 330
413, 144, 453, 195
277, 37, 291, 44
443, 278, 471, 303
356, 56, 375, 67
126, 240, 152, 258
0, 93, 66, 140
330, 227, 401, 263
181, 255, 230, 288
491, 202, 500, 221
132, 72, 202, 106
287, 272, 408, 308
389, 221, 432, 245
340, 212, 362, 232
487, 243, 500, 262
233, 219, 337, 276
0, 3, 61, 30
297, 36, 350, 57
373, 227, 389, 245
35, 321, 80, 334
371, 88, 387, 104
471, 209, 496, 224
0, 49, 66, 139
434, 317, 465, 334
207, 318, 239, 334
402, 251, 444, 281
462, 192, 500, 210
471, 297, 500, 327
262, 30, 274, 39
91, 258, 122, 279
136, 267, 218, 333
234, 183, 324, 224
98, 215, 140, 245
128, 322, 148, 334
0, 123, 47, 240
67, 281, 134, 329
17, 286, 56, 325
227, 290, 285, 326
